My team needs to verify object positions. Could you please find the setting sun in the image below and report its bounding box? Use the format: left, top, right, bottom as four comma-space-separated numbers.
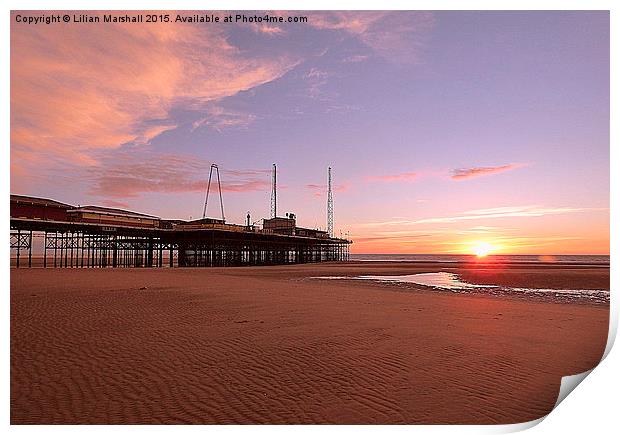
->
472, 242, 495, 257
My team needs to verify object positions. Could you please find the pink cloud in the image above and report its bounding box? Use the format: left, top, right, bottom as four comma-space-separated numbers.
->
305, 182, 350, 198
450, 164, 523, 180
100, 199, 131, 209
224, 169, 272, 177
249, 22, 285, 36
191, 106, 258, 132
307, 11, 435, 62
10, 11, 298, 176
87, 152, 270, 198
353, 234, 431, 244
366, 172, 419, 183
220, 180, 271, 192
307, 11, 388, 34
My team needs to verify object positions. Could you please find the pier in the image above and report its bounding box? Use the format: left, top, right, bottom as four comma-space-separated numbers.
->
10, 194, 351, 268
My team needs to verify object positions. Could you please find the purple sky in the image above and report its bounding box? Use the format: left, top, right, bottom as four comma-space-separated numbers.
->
11, 11, 609, 254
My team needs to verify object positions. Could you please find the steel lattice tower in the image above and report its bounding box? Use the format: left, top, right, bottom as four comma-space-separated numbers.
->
203, 164, 225, 222
327, 167, 333, 237
270, 163, 277, 218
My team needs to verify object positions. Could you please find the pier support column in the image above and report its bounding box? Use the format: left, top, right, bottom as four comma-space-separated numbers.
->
147, 238, 153, 267
112, 237, 118, 268
28, 231, 32, 268
43, 232, 48, 268
177, 243, 188, 267
16, 229, 21, 268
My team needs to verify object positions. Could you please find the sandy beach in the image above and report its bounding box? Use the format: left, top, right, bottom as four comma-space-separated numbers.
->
10, 261, 609, 424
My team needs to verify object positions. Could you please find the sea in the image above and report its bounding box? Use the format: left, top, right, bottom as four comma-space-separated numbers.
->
331, 254, 610, 304
350, 254, 610, 265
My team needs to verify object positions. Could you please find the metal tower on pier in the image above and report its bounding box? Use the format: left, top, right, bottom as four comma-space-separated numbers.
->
327, 167, 333, 237
270, 163, 277, 218
203, 164, 225, 222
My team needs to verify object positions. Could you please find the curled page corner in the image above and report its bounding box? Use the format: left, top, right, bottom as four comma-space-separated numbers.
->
496, 415, 546, 433
533, 313, 617, 430
493, 369, 596, 434
554, 369, 594, 409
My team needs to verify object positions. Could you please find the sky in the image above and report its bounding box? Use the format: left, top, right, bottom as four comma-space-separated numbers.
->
10, 11, 610, 255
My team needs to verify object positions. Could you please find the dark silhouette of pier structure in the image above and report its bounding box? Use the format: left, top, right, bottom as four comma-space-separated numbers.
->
10, 194, 351, 268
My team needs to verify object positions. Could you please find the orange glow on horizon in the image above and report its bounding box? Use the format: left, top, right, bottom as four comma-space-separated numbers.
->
472, 241, 495, 257
348, 229, 610, 256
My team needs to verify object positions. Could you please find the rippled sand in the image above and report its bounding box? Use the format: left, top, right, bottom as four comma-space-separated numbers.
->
10, 262, 609, 424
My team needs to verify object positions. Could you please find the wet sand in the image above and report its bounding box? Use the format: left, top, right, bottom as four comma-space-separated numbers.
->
10, 262, 609, 424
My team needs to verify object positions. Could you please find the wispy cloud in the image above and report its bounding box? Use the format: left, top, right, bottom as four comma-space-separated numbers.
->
133, 123, 178, 145
303, 68, 330, 100
10, 12, 298, 174
305, 182, 350, 198
100, 199, 131, 209
455, 225, 508, 235
290, 67, 360, 115
450, 164, 524, 180
249, 22, 285, 36
191, 106, 258, 132
10, 10, 436, 193
223, 169, 271, 177
353, 232, 433, 243
86, 151, 270, 199
410, 206, 592, 224
342, 55, 370, 63
358, 205, 604, 227
366, 172, 419, 183
307, 11, 435, 63
462, 206, 536, 216
350, 227, 455, 247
